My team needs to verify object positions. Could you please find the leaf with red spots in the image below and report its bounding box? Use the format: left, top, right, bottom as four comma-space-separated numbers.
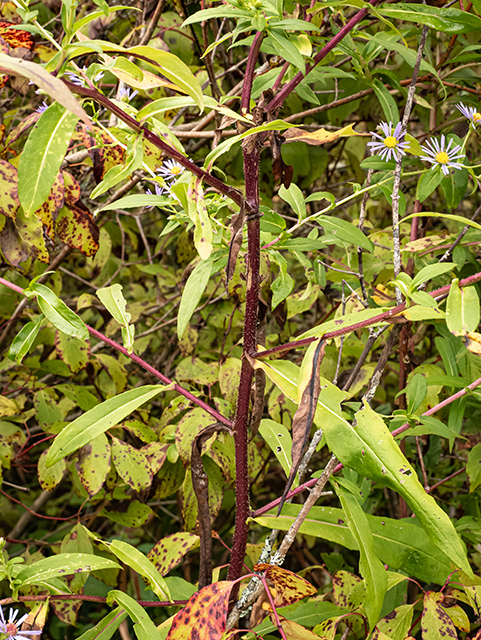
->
254, 564, 317, 607
0, 158, 19, 219
63, 171, 81, 205
55, 201, 99, 257
267, 612, 321, 640
0, 21, 34, 49
422, 591, 458, 640
4, 111, 39, 147
148, 532, 200, 576
0, 35, 9, 87
111, 436, 153, 491
166, 581, 235, 640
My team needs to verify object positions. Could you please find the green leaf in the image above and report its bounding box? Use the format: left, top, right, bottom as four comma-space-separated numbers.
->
46, 385, 172, 466
323, 401, 472, 576
410, 262, 457, 289
111, 436, 153, 491
421, 591, 458, 639
8, 315, 44, 364
259, 419, 293, 479
14, 553, 120, 586
441, 167, 469, 211
38, 449, 66, 492
97, 283, 135, 353
76, 433, 111, 498
378, 3, 481, 33
177, 257, 213, 339
90, 134, 144, 199
416, 170, 445, 204
318, 216, 374, 252
403, 211, 481, 232
297, 307, 387, 340
0, 53, 91, 127
97, 194, 172, 212
467, 443, 481, 492
334, 481, 387, 629
270, 250, 295, 310
128, 45, 204, 111
372, 78, 399, 123
29, 283, 89, 340
254, 503, 453, 584
75, 608, 128, 640
405, 373, 427, 414
148, 533, 200, 577
107, 591, 163, 640
204, 119, 294, 168
101, 541, 170, 601
182, 6, 252, 26
18, 103, 79, 216
305, 191, 336, 205
446, 279, 480, 335
278, 183, 307, 221
266, 29, 306, 74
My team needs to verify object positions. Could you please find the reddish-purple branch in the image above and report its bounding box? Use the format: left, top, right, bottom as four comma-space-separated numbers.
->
265, 0, 382, 113
254, 270, 481, 359
241, 32, 264, 111
0, 277, 231, 427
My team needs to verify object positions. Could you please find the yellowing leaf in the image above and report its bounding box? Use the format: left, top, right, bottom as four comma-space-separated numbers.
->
166, 581, 234, 640
254, 564, 317, 606
283, 123, 365, 146
463, 332, 481, 356
100, 52, 180, 91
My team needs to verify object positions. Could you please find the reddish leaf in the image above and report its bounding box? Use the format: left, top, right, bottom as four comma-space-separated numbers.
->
166, 581, 235, 640
254, 564, 317, 606
0, 21, 34, 49
63, 171, 81, 205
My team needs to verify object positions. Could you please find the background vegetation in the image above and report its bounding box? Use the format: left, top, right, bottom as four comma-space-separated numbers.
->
2, 0, 481, 638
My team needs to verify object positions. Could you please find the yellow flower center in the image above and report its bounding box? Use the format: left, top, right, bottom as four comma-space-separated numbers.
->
171, 166, 182, 175
435, 151, 449, 165
473, 112, 481, 122
383, 136, 398, 149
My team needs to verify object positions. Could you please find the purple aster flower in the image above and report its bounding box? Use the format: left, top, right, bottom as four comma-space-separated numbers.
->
35, 101, 48, 114
118, 86, 139, 102
420, 135, 465, 176
456, 102, 481, 128
157, 158, 186, 182
145, 183, 165, 197
64, 71, 84, 86
0, 606, 42, 640
367, 121, 409, 161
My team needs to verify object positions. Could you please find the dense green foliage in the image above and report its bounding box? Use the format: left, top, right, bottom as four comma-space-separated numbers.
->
2, 0, 481, 638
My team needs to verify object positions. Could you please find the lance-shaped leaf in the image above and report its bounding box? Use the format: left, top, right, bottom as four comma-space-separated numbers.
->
279, 340, 325, 513
8, 314, 44, 364
283, 123, 363, 146
0, 158, 19, 219
371, 604, 413, 640
333, 480, 387, 629
166, 581, 235, 640
252, 357, 472, 577
27, 283, 88, 340
148, 533, 200, 576
75, 607, 128, 640
13, 553, 120, 586
323, 400, 472, 577
100, 540, 170, 601
97, 284, 135, 353
446, 279, 480, 336
254, 504, 453, 585
46, 384, 172, 466
187, 177, 213, 260
0, 53, 91, 127
259, 419, 292, 480
177, 256, 213, 339
18, 103, 80, 216
107, 591, 163, 640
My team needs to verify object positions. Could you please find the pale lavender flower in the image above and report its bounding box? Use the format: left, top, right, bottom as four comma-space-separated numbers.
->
118, 86, 138, 102
157, 158, 185, 182
0, 606, 42, 640
456, 102, 481, 128
65, 71, 84, 86
420, 135, 465, 176
35, 101, 48, 114
367, 121, 409, 161
146, 183, 166, 197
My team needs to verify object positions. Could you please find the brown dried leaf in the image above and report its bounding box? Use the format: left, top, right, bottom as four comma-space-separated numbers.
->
283, 123, 363, 146
166, 581, 235, 640
254, 564, 317, 607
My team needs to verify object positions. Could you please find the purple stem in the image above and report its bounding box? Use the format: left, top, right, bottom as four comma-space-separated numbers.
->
265, 0, 382, 113
0, 277, 231, 427
241, 31, 264, 111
